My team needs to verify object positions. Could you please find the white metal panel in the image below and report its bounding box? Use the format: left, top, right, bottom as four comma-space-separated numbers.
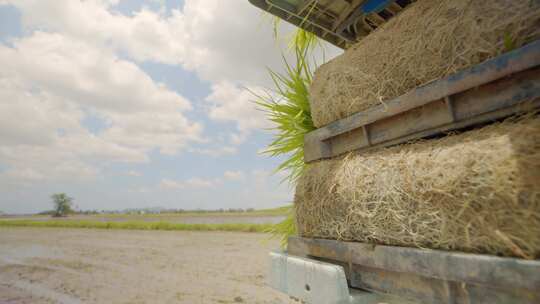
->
268, 251, 412, 304
269, 251, 351, 304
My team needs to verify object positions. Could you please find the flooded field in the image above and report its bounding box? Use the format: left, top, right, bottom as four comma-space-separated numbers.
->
0, 227, 295, 304
2, 213, 287, 225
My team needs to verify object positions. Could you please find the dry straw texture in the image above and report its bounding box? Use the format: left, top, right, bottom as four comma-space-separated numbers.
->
310, 0, 540, 127
295, 116, 540, 259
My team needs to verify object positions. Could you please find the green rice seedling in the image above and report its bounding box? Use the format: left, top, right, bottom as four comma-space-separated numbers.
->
264, 205, 296, 248
258, 15, 324, 246
254, 41, 316, 184
290, 28, 319, 52
260, 11, 326, 245
503, 32, 516, 52
270, 1, 321, 52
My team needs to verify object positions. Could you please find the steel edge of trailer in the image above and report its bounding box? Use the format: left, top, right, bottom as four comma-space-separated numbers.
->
268, 237, 540, 304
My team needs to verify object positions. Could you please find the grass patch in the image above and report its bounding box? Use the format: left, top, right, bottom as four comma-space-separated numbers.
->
252, 205, 292, 215
43, 206, 292, 219
0, 220, 273, 233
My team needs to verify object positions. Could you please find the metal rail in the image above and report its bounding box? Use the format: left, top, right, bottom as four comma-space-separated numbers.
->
304, 40, 540, 162
287, 237, 540, 304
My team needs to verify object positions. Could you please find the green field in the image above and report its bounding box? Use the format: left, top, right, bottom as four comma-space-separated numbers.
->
86, 206, 290, 219
0, 219, 273, 233
0, 206, 293, 233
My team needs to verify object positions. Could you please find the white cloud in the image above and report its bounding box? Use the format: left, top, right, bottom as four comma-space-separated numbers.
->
159, 179, 185, 190
0, 146, 100, 185
159, 177, 221, 190
241, 169, 292, 205
186, 177, 221, 188
4, 0, 341, 146
223, 170, 245, 181
129, 186, 151, 194
0, 31, 201, 183
189, 146, 237, 157
126, 170, 142, 177
4, 0, 305, 86
0, 0, 330, 212
206, 81, 270, 143
6, 0, 186, 65
179, 1, 294, 85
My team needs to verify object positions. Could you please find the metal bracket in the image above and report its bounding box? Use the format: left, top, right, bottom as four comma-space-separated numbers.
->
268, 251, 409, 304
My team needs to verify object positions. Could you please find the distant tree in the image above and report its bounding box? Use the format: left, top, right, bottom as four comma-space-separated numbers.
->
51, 193, 73, 217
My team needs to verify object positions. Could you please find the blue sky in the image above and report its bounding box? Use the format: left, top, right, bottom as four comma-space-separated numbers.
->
0, 0, 340, 214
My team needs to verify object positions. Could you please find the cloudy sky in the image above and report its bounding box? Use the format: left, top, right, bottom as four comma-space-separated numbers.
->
0, 0, 340, 213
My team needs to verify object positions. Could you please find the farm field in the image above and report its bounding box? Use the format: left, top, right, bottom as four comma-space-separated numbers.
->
0, 227, 296, 304
0, 211, 288, 234
0, 210, 288, 225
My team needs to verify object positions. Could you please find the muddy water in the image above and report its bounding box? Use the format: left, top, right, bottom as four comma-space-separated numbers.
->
0, 228, 295, 304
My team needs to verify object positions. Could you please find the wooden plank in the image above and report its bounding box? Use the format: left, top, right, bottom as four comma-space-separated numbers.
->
452, 68, 540, 120
367, 98, 453, 145
361, 97, 540, 154
328, 129, 369, 156
444, 96, 456, 122
288, 237, 540, 290
304, 133, 332, 161
362, 126, 371, 145
368, 67, 540, 145
304, 41, 540, 162
312, 40, 540, 140
348, 264, 538, 304
307, 68, 540, 161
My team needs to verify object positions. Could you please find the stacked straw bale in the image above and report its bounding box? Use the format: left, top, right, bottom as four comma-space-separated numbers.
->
295, 116, 540, 258
310, 0, 540, 127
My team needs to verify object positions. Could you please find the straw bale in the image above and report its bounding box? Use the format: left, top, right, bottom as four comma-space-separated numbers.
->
310, 0, 540, 127
295, 116, 540, 258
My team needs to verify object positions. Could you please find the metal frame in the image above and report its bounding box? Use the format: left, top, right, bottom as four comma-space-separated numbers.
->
304, 40, 540, 162
248, 0, 349, 48
286, 237, 540, 304
248, 0, 410, 49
